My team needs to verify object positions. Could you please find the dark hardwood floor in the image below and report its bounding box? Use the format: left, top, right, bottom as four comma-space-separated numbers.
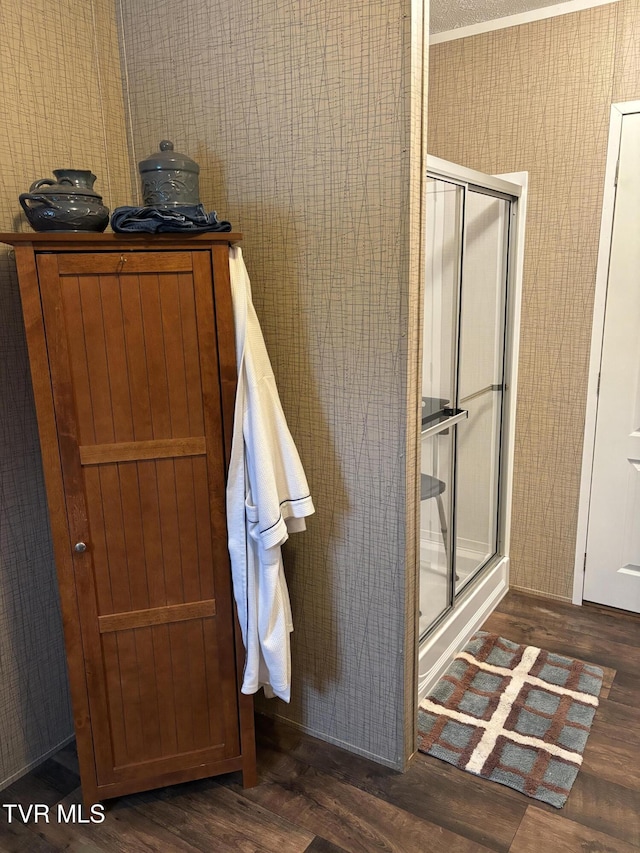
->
2, 590, 639, 852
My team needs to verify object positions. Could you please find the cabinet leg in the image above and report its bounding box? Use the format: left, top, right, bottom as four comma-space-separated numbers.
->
241, 759, 258, 788
81, 785, 101, 811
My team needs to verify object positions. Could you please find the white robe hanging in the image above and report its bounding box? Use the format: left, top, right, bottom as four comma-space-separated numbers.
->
226, 246, 314, 702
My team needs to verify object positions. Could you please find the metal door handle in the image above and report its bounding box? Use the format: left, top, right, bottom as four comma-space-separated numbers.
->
459, 383, 503, 405
74, 542, 87, 553
421, 408, 468, 439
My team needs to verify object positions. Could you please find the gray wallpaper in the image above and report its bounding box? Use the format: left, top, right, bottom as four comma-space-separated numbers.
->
0, 250, 73, 782
118, 0, 425, 767
0, 0, 133, 787
0, 0, 425, 783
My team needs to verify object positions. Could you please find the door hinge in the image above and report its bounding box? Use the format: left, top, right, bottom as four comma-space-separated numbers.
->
614, 159, 620, 187
596, 372, 601, 397
583, 552, 587, 572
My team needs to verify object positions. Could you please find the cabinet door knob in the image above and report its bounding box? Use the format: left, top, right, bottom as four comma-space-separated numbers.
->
74, 542, 87, 553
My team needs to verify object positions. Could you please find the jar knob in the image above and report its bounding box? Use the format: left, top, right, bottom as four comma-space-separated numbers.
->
159, 140, 174, 151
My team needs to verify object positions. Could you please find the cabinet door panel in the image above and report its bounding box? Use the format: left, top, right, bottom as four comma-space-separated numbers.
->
99, 621, 228, 778
83, 458, 219, 615
36, 251, 240, 786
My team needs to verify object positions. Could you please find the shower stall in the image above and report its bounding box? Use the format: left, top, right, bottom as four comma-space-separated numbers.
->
418, 156, 527, 702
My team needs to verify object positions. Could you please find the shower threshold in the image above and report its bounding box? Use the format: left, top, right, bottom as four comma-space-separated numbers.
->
417, 556, 509, 703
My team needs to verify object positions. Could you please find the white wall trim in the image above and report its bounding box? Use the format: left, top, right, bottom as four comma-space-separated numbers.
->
573, 101, 640, 605
497, 171, 528, 563
430, 0, 620, 44
428, 155, 523, 197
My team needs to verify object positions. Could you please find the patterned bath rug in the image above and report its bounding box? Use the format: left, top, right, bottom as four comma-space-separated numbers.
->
418, 631, 604, 807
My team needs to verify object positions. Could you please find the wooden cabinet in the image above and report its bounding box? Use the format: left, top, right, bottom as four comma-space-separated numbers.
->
1, 233, 256, 804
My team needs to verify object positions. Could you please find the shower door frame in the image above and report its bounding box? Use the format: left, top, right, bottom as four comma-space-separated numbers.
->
417, 156, 527, 703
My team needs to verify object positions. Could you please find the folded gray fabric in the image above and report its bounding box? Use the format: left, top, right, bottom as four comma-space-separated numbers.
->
111, 204, 232, 234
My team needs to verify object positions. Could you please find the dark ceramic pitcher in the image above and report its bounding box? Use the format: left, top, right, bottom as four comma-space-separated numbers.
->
19, 169, 109, 232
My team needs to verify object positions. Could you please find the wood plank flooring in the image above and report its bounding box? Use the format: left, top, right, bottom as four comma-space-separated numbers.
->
1, 590, 639, 852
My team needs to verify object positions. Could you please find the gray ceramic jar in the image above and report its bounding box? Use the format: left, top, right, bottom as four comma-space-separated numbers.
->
19, 169, 109, 232
138, 140, 200, 207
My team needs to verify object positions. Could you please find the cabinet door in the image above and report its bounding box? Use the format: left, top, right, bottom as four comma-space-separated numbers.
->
37, 250, 240, 787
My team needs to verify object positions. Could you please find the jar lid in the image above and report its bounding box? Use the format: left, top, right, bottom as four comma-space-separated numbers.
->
138, 140, 200, 174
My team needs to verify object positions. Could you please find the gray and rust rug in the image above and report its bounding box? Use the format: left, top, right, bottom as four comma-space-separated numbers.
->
418, 632, 604, 807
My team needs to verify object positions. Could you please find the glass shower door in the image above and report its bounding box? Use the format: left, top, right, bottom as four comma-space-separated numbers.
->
419, 178, 463, 637
419, 156, 522, 706
420, 172, 514, 640
454, 189, 511, 594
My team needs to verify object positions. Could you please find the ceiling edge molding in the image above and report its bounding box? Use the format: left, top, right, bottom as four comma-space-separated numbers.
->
430, 0, 620, 44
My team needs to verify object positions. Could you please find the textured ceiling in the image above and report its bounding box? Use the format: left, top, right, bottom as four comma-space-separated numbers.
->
430, 0, 579, 33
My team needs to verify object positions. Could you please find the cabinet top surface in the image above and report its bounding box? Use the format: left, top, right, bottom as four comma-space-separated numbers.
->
0, 231, 242, 249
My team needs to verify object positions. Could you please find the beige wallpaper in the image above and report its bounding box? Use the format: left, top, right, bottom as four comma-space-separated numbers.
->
4, 0, 630, 785
118, 0, 426, 768
429, 1, 640, 599
0, 0, 132, 786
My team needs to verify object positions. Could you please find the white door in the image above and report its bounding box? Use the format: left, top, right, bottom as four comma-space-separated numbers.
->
583, 110, 640, 611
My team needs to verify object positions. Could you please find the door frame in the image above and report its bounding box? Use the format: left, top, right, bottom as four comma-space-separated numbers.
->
573, 100, 640, 605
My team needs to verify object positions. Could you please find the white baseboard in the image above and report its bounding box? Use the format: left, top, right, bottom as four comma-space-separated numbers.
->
418, 558, 509, 702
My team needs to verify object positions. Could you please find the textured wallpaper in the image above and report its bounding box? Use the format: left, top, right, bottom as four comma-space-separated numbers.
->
429, 1, 640, 600
118, 0, 426, 768
5, 0, 633, 785
0, 0, 132, 786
